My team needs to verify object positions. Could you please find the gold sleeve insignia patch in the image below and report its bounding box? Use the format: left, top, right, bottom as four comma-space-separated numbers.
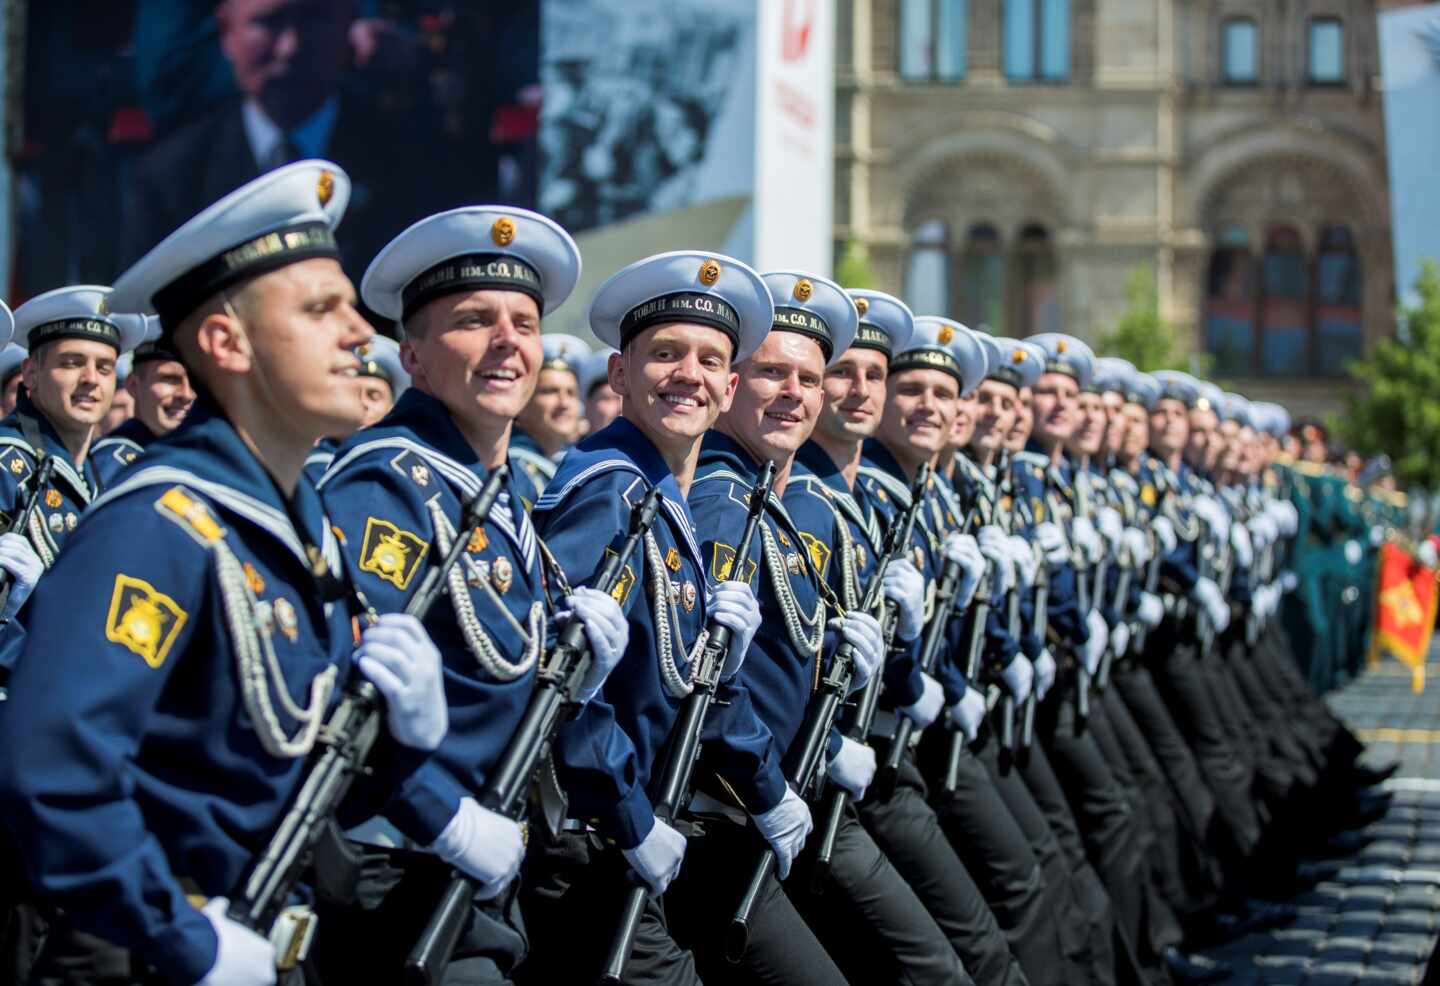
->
602, 547, 637, 606
106, 573, 188, 669
799, 532, 831, 580
1140, 484, 1158, 508
358, 517, 428, 590
710, 542, 757, 585
157, 487, 226, 543
0, 449, 32, 484
1032, 499, 1046, 523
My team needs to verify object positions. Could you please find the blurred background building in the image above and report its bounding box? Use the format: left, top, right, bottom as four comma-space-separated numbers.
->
835, 0, 1414, 413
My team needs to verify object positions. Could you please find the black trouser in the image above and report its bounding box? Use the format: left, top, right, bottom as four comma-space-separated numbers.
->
787, 801, 970, 986
856, 746, 1028, 986
314, 844, 525, 986
975, 724, 1117, 986
518, 829, 699, 986
917, 727, 1077, 986
665, 815, 849, 986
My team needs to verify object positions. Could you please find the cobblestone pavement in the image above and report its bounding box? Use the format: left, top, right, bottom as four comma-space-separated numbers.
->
1198, 660, 1440, 985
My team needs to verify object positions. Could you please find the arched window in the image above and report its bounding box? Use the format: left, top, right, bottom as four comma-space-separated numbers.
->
1221, 17, 1258, 84
959, 223, 1005, 332
1259, 226, 1309, 376
1010, 224, 1058, 335
1314, 225, 1363, 374
1308, 18, 1345, 84
905, 219, 950, 317
1205, 225, 1256, 375
900, 0, 968, 81
1003, 0, 1069, 82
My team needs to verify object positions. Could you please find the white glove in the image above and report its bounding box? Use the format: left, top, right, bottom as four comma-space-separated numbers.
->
882, 558, 926, 641
899, 673, 944, 729
1193, 496, 1229, 542
622, 816, 687, 897
1034, 522, 1069, 566
196, 897, 276, 986
1083, 609, 1107, 675
1000, 656, 1033, 703
1246, 515, 1270, 550
1280, 570, 1300, 593
942, 532, 986, 609
1192, 577, 1230, 634
1418, 540, 1439, 569
1071, 516, 1102, 564
947, 687, 988, 744
977, 526, 1014, 594
753, 787, 812, 880
1032, 648, 1057, 701
832, 610, 884, 693
827, 736, 876, 800
709, 580, 761, 678
1110, 621, 1130, 659
564, 587, 630, 704
1005, 534, 1038, 589
1368, 525, 1385, 548
0, 532, 43, 622
1137, 592, 1164, 629
1121, 527, 1149, 566
1152, 516, 1177, 554
1230, 522, 1254, 568
1343, 540, 1363, 566
1097, 507, 1124, 549
1267, 500, 1298, 536
430, 797, 525, 899
1256, 583, 1277, 622
354, 613, 448, 751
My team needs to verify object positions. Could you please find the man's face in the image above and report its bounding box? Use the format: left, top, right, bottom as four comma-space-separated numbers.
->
970, 379, 1017, 454
1119, 403, 1148, 462
217, 0, 353, 129
1216, 421, 1241, 473
1101, 391, 1126, 453
952, 391, 978, 450
102, 386, 135, 434
585, 379, 623, 436
356, 376, 394, 428
1070, 390, 1106, 457
128, 359, 197, 435
1, 375, 21, 416
1149, 398, 1190, 458
816, 346, 887, 445
878, 368, 959, 459
403, 289, 542, 436
614, 323, 736, 452
1005, 388, 1033, 452
722, 332, 825, 464
1186, 407, 1218, 469
23, 339, 118, 433
1031, 372, 1078, 445
516, 367, 580, 452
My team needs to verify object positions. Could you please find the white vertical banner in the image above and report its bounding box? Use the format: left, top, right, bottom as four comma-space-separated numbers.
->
753, 0, 834, 276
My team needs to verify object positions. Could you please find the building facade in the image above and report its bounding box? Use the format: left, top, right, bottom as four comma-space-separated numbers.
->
835, 0, 1398, 413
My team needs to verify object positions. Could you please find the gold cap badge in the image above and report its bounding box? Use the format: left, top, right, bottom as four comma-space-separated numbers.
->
937, 324, 954, 345
854, 297, 869, 316
492, 217, 516, 246
316, 170, 335, 207
698, 259, 722, 286
793, 278, 813, 302
1056, 339, 1068, 353
97, 296, 110, 316
1012, 348, 1027, 363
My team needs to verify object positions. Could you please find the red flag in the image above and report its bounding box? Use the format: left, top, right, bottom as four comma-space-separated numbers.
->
1369, 541, 1437, 692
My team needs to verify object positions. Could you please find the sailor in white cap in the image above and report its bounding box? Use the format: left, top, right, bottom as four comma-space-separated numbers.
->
101, 351, 137, 435
578, 345, 621, 436
0, 343, 25, 417
302, 335, 409, 484
521, 251, 768, 984
510, 331, 591, 504
317, 205, 627, 984
92, 315, 199, 488
0, 161, 449, 986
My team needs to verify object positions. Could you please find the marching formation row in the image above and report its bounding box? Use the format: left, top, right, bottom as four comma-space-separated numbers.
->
0, 160, 1399, 986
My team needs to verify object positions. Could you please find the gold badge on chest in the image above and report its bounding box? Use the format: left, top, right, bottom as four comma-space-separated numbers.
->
492, 556, 514, 594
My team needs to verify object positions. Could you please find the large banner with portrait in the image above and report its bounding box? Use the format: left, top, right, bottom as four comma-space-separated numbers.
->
13, 1, 541, 313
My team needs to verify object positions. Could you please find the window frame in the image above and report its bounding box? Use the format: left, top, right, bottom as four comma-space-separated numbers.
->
1218, 16, 1259, 87
898, 0, 969, 84
1306, 16, 1346, 87
1003, 0, 1070, 84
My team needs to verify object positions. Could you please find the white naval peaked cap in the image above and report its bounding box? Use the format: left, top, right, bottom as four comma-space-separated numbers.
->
1026, 333, 1095, 391
589, 250, 773, 363
363, 205, 581, 323
111, 160, 350, 331
354, 335, 410, 396
761, 270, 858, 367
846, 289, 914, 360
896, 317, 986, 395
0, 344, 25, 386
540, 333, 592, 376
577, 347, 617, 399
980, 335, 1043, 390
13, 285, 147, 354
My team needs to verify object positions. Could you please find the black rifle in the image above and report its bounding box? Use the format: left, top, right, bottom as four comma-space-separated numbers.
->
1017, 563, 1047, 753
408, 486, 663, 986
0, 454, 56, 617
599, 461, 777, 985
227, 468, 507, 956
1095, 561, 1131, 690
728, 465, 929, 958
941, 565, 991, 795
813, 464, 930, 870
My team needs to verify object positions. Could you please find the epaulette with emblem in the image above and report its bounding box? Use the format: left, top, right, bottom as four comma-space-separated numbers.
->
154, 486, 227, 545
0, 446, 33, 485
388, 449, 433, 488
